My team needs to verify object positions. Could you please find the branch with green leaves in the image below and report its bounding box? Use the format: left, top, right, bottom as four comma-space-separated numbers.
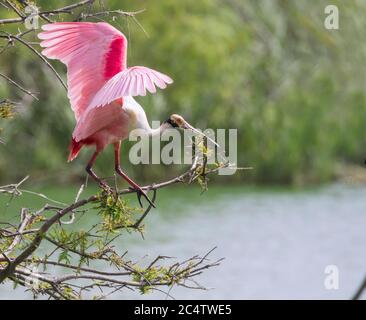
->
0, 148, 232, 299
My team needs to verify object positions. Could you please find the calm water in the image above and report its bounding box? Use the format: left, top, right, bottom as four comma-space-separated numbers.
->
1, 183, 366, 299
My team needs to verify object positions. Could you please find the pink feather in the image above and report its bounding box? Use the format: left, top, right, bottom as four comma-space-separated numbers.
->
88, 66, 173, 109
38, 22, 127, 120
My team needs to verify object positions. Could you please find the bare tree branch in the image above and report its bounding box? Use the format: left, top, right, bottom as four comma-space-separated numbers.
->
352, 275, 366, 300
0, 72, 38, 100
0, 0, 143, 25
0, 31, 68, 90
0, 153, 230, 298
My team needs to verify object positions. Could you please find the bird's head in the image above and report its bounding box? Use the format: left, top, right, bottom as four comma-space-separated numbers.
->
165, 114, 187, 129
164, 114, 219, 146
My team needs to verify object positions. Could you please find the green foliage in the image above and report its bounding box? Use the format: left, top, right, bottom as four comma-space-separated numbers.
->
8, 1, 27, 10
0, 182, 221, 299
132, 266, 169, 294
50, 228, 90, 264
0, 100, 15, 119
44, 191, 144, 271
95, 190, 143, 232
132, 261, 195, 295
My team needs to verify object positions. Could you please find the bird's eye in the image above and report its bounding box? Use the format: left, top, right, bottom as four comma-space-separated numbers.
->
166, 118, 178, 128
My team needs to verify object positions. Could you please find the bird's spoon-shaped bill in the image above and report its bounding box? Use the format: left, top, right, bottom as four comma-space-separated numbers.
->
180, 120, 220, 148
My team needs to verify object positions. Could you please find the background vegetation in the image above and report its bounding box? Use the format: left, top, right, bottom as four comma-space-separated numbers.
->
1, 0, 366, 186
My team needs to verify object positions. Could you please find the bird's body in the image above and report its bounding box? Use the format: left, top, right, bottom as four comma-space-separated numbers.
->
38, 22, 189, 206
69, 96, 164, 160
70, 98, 133, 160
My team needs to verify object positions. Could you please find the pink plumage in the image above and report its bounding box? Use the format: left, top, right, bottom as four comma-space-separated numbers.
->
103, 37, 126, 79
88, 66, 173, 109
39, 22, 128, 120
38, 22, 173, 206
38, 22, 173, 153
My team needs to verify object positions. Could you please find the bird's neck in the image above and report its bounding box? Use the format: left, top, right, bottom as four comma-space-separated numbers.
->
124, 96, 170, 137
138, 120, 170, 137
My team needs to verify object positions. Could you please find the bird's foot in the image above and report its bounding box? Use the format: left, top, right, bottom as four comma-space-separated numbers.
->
129, 187, 156, 208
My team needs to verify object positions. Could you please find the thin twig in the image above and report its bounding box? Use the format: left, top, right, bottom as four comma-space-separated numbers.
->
0, 72, 38, 100
0, 32, 67, 90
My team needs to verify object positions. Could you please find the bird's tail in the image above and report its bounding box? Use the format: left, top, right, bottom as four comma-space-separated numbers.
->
68, 138, 82, 162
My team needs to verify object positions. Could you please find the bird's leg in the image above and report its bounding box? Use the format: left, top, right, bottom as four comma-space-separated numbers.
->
114, 142, 156, 208
86, 150, 111, 192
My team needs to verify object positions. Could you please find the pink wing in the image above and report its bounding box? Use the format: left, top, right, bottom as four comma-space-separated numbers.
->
38, 22, 127, 120
87, 66, 173, 109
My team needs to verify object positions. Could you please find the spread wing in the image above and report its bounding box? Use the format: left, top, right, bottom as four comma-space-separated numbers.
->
38, 22, 127, 120
87, 66, 173, 110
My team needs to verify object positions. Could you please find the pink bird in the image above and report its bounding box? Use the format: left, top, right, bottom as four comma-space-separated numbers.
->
38, 22, 196, 207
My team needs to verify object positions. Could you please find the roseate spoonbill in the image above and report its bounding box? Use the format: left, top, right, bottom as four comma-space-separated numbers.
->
38, 22, 196, 207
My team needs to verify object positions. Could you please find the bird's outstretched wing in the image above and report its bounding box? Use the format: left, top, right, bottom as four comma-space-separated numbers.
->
38, 22, 127, 121
39, 22, 173, 120
87, 66, 173, 110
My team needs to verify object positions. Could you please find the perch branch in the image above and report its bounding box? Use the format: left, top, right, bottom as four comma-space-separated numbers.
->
0, 157, 230, 297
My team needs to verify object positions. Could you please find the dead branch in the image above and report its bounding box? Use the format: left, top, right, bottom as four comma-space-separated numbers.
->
0, 153, 230, 299
352, 275, 366, 300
